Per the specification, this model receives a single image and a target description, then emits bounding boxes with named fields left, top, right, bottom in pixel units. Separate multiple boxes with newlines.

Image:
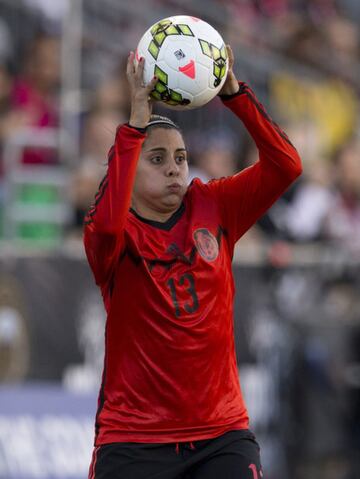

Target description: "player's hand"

left=218, top=45, right=239, bottom=96
left=127, top=51, right=158, bottom=129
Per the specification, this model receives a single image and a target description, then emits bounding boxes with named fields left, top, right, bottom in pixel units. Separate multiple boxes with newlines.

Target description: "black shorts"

left=88, top=429, right=263, bottom=479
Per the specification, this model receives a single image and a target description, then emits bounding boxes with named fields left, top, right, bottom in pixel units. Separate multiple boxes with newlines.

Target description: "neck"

left=131, top=200, right=181, bottom=223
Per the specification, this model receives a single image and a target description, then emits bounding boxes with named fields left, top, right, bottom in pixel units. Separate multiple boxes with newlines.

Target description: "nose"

left=166, top=158, right=180, bottom=177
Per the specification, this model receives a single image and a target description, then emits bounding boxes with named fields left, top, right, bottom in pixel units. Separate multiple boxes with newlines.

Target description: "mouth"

left=167, top=183, right=182, bottom=190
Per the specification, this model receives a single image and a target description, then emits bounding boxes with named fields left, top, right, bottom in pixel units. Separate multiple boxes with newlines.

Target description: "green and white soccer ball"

left=135, top=15, right=229, bottom=110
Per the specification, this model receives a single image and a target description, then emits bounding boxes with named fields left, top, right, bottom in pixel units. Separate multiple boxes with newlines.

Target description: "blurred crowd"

left=0, top=0, right=359, bottom=255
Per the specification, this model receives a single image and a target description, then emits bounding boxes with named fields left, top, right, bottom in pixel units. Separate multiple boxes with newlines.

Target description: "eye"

left=150, top=155, right=162, bottom=165
left=176, top=155, right=186, bottom=164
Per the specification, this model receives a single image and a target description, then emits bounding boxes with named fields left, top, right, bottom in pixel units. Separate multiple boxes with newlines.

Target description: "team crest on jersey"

left=193, top=228, right=219, bottom=262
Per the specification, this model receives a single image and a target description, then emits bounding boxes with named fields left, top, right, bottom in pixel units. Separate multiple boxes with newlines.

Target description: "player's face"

left=133, top=128, right=189, bottom=216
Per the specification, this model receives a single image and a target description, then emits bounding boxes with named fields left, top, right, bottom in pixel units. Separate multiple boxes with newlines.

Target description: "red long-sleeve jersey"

left=84, top=83, right=302, bottom=445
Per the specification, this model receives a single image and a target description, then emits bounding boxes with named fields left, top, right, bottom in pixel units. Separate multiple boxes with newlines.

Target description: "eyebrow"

left=147, top=147, right=187, bottom=152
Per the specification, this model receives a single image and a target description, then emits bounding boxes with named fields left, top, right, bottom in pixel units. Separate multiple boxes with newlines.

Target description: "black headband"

left=146, top=119, right=180, bottom=130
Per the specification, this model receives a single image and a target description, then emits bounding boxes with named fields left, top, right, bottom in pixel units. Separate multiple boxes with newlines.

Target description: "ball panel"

left=161, top=37, right=197, bottom=71
left=156, top=60, right=178, bottom=89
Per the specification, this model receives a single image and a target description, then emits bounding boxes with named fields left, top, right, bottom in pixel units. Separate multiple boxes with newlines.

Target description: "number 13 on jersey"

left=166, top=272, right=199, bottom=317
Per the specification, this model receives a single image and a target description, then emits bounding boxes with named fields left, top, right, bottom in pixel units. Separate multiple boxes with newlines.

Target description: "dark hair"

left=146, top=114, right=182, bottom=134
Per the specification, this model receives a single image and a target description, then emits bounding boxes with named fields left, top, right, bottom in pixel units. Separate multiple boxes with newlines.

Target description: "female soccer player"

left=85, top=46, right=302, bottom=479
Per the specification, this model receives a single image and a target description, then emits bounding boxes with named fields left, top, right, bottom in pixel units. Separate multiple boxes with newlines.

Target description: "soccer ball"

left=135, top=15, right=229, bottom=110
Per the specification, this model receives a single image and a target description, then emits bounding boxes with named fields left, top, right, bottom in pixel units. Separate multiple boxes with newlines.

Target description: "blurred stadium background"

left=0, top=0, right=359, bottom=478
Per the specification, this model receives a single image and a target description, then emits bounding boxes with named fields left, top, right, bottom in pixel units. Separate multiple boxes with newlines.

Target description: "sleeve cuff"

left=219, top=82, right=247, bottom=101
left=126, top=122, right=147, bottom=134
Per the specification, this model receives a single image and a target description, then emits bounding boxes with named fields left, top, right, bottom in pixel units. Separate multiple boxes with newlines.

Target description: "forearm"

left=84, top=124, right=146, bottom=234
left=221, top=82, right=302, bottom=181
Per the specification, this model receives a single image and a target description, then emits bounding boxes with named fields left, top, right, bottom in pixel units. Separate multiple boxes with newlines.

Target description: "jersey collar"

left=129, top=202, right=185, bottom=231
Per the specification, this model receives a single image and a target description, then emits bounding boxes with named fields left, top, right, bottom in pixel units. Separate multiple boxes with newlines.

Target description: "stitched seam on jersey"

left=84, top=143, right=114, bottom=224
left=84, top=177, right=109, bottom=224
left=107, top=147, right=115, bottom=163
left=243, top=87, right=294, bottom=148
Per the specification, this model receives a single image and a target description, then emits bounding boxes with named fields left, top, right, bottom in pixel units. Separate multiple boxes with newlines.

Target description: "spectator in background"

left=278, top=136, right=360, bottom=253
left=278, top=121, right=333, bottom=242
left=0, top=63, right=13, bottom=237
left=5, top=33, right=60, bottom=164
left=0, top=18, right=14, bottom=236
left=0, top=64, right=13, bottom=177
left=321, top=14, right=360, bottom=89
left=324, top=139, right=360, bottom=253
left=0, top=17, right=13, bottom=166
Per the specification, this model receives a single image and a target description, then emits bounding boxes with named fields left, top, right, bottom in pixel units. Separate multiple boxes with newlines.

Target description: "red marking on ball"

left=179, top=60, right=195, bottom=79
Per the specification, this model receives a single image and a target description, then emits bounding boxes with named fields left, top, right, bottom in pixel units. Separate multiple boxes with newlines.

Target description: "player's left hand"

left=218, top=45, right=239, bottom=96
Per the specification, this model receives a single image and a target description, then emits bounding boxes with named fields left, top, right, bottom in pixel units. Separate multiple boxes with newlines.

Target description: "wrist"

left=129, top=113, right=148, bottom=129
left=129, top=120, right=147, bottom=129
left=218, top=81, right=246, bottom=100
left=220, top=80, right=239, bottom=96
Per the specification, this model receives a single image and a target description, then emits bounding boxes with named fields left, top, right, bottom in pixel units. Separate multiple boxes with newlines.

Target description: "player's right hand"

left=127, top=51, right=158, bottom=129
